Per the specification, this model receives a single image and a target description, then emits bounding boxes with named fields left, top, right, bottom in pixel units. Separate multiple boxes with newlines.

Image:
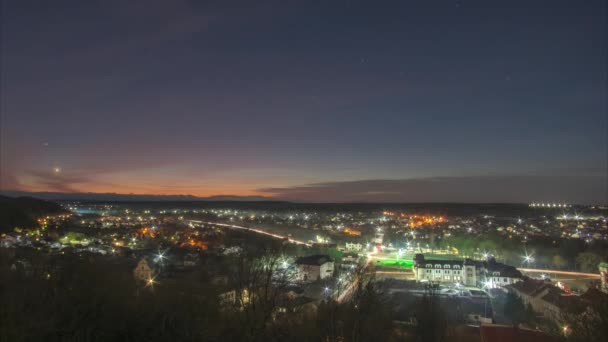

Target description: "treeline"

left=0, top=249, right=395, bottom=342
left=442, top=233, right=608, bottom=273
left=0, top=196, right=66, bottom=233
left=1, top=247, right=606, bottom=342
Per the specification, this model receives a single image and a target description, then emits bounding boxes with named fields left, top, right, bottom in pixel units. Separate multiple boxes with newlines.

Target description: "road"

left=337, top=259, right=369, bottom=302
left=517, top=268, right=599, bottom=278
left=189, top=220, right=312, bottom=247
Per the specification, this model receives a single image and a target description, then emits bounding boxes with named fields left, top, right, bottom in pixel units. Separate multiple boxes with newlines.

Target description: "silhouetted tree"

left=503, top=292, right=527, bottom=326
left=414, top=284, right=447, bottom=342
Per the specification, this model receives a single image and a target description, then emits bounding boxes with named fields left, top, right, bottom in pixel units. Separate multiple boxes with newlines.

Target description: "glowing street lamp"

left=155, top=249, right=168, bottom=264
left=146, top=276, right=157, bottom=288
left=523, top=253, right=535, bottom=265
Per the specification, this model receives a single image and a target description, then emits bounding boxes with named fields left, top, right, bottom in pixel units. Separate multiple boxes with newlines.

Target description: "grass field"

left=375, top=259, right=414, bottom=268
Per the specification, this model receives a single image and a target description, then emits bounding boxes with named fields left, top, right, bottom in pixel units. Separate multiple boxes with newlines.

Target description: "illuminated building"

left=133, top=258, right=154, bottom=283
left=414, top=254, right=522, bottom=288
left=296, top=255, right=334, bottom=282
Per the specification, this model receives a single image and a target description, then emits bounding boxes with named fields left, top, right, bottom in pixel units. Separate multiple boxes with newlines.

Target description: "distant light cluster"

left=529, top=203, right=571, bottom=208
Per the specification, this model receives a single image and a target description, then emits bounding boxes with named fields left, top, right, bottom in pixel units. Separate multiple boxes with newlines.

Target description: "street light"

left=155, top=250, right=166, bottom=263
left=146, top=276, right=157, bottom=288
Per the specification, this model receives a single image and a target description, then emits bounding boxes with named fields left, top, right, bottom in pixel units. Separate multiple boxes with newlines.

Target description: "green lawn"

left=375, top=259, right=414, bottom=268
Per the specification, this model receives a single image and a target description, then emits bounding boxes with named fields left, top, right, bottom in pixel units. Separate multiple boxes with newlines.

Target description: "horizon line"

left=0, top=189, right=599, bottom=206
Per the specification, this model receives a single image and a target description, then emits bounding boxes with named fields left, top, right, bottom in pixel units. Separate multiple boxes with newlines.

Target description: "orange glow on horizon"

left=14, top=181, right=266, bottom=198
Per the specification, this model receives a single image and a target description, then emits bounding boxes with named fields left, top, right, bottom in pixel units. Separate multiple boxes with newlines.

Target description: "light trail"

left=549, top=277, right=599, bottom=281
left=518, top=268, right=599, bottom=278
left=337, top=254, right=376, bottom=303
left=189, top=220, right=312, bottom=247
left=337, top=259, right=370, bottom=303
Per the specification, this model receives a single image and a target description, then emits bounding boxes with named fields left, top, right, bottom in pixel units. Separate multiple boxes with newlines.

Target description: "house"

left=219, top=289, right=250, bottom=310
left=133, top=258, right=154, bottom=283
left=275, top=296, right=318, bottom=316
left=343, top=242, right=364, bottom=252
left=296, top=254, right=334, bottom=282
left=507, top=278, right=585, bottom=323
left=273, top=285, right=318, bottom=316
left=484, top=258, right=523, bottom=288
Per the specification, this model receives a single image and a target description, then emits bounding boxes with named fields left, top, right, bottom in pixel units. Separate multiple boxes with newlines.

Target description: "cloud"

left=258, top=175, right=607, bottom=204
left=20, top=170, right=92, bottom=193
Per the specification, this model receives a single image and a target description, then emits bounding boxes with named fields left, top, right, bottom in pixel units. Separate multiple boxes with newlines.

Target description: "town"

left=1, top=197, right=607, bottom=340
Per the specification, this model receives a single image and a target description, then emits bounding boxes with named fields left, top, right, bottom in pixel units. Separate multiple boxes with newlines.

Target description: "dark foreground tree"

left=414, top=284, right=448, bottom=342
left=503, top=291, right=527, bottom=326
left=563, top=291, right=608, bottom=342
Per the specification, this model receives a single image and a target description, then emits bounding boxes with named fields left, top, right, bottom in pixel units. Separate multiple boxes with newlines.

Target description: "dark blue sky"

left=1, top=0, right=606, bottom=203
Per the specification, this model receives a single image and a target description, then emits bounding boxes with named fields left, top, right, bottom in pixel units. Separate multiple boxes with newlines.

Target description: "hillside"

left=0, top=196, right=66, bottom=233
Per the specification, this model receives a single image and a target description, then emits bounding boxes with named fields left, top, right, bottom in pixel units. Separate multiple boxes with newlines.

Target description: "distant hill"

left=0, top=196, right=67, bottom=233
left=0, top=191, right=271, bottom=202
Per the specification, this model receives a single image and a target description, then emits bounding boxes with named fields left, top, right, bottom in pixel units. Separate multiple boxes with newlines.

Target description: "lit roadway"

left=517, top=268, right=600, bottom=278
left=336, top=254, right=377, bottom=303
left=188, top=220, right=312, bottom=247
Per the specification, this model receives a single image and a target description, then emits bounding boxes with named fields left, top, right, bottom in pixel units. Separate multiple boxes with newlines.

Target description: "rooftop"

left=296, top=254, right=332, bottom=266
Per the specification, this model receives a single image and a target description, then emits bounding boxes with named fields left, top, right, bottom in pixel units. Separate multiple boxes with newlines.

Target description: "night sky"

left=1, top=0, right=606, bottom=203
